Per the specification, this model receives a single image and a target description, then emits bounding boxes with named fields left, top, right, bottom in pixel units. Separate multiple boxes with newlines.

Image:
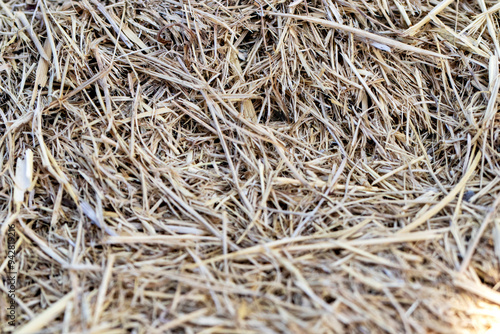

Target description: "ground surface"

left=1, top=0, right=500, bottom=333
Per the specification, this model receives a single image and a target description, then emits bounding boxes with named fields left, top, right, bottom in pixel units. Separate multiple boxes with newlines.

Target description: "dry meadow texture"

left=1, top=0, right=500, bottom=333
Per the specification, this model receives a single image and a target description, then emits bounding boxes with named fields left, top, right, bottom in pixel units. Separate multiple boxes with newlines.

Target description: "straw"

left=1, top=0, right=499, bottom=333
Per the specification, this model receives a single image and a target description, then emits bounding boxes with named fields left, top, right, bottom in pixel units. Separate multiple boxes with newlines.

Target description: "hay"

left=1, top=0, right=500, bottom=333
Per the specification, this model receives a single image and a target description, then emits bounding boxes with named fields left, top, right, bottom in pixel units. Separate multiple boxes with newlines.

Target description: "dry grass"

left=1, top=0, right=500, bottom=333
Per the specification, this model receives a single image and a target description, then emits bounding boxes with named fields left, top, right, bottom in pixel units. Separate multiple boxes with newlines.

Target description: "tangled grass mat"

left=1, top=0, right=500, bottom=333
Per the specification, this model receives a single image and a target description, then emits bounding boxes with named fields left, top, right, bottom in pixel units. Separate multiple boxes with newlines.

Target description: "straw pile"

left=1, top=0, right=500, bottom=333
